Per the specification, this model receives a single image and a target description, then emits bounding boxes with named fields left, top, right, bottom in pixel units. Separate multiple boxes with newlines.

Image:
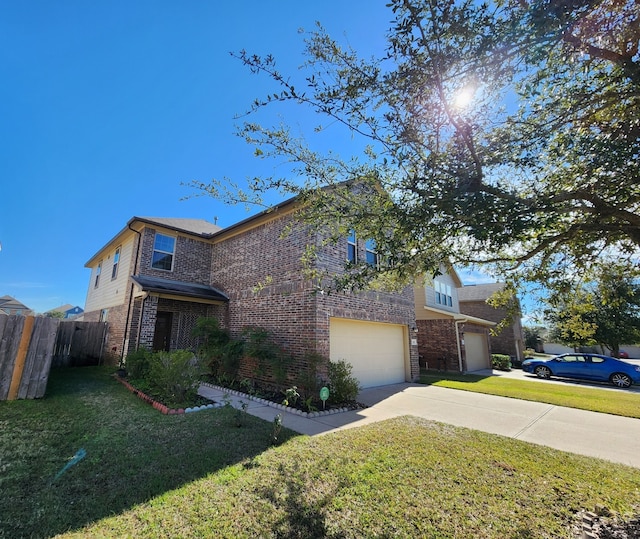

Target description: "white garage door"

left=330, top=318, right=407, bottom=388
left=464, top=332, right=490, bottom=372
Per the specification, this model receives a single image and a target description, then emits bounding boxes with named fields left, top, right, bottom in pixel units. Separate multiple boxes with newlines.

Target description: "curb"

left=114, top=375, right=219, bottom=415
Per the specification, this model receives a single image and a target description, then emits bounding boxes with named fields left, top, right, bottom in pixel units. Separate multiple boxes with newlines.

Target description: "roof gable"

left=135, top=217, right=222, bottom=236
left=458, top=283, right=505, bottom=302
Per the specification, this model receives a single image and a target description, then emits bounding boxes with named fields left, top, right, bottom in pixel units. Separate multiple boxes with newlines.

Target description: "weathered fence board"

left=52, top=321, right=108, bottom=367
left=0, top=315, right=108, bottom=400
left=0, top=315, right=24, bottom=399
left=18, top=316, right=58, bottom=399
left=0, top=315, right=59, bottom=400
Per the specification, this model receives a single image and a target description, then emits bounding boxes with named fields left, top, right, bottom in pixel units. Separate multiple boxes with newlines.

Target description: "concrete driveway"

left=200, top=380, right=640, bottom=468
left=478, top=361, right=640, bottom=393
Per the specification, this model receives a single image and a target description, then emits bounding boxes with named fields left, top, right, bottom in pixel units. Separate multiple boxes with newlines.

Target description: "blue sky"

left=0, top=1, right=493, bottom=314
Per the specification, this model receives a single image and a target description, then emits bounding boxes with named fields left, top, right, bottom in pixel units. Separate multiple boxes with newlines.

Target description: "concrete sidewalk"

left=198, top=382, right=640, bottom=469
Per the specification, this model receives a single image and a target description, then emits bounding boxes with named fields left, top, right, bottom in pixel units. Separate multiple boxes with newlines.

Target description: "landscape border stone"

left=199, top=381, right=352, bottom=418
left=114, top=375, right=220, bottom=415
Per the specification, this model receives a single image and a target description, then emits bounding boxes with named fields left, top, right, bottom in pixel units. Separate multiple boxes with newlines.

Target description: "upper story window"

left=434, top=280, right=453, bottom=307
left=94, top=261, right=102, bottom=288
left=365, top=239, right=379, bottom=268
left=152, top=233, right=176, bottom=271
left=347, top=230, right=357, bottom=263
left=111, top=247, right=121, bottom=279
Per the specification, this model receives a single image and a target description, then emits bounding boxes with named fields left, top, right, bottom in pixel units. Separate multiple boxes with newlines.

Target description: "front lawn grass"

left=1, top=367, right=639, bottom=538
left=420, top=370, right=640, bottom=418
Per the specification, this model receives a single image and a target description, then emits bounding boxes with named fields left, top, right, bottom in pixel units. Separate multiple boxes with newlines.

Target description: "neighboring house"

left=458, top=283, right=525, bottom=363
left=413, top=268, right=495, bottom=372
left=0, top=295, right=33, bottom=316
left=47, top=304, right=84, bottom=319
left=83, top=204, right=420, bottom=389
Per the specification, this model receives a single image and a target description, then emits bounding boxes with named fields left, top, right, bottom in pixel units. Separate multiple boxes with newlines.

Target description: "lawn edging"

left=199, top=381, right=354, bottom=418
left=115, top=375, right=220, bottom=415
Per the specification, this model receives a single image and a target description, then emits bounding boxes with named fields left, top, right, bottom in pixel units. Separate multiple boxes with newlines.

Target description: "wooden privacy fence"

left=0, top=315, right=108, bottom=401
left=52, top=320, right=108, bottom=368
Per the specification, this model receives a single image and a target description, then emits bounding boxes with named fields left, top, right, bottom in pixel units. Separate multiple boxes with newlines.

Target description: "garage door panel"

left=330, top=318, right=406, bottom=388
left=465, top=333, right=489, bottom=372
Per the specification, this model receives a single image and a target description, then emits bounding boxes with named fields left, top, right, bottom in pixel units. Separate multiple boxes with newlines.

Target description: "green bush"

left=491, top=354, right=512, bottom=371
left=243, top=327, right=292, bottom=385
left=327, top=359, right=361, bottom=404
left=294, top=351, right=324, bottom=402
left=192, top=317, right=234, bottom=377
left=123, top=348, right=151, bottom=380
left=147, top=350, right=204, bottom=406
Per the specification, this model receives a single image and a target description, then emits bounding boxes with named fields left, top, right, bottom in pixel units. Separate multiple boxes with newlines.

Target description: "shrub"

left=124, top=348, right=151, bottom=380
left=327, top=359, right=361, bottom=404
left=192, top=317, right=233, bottom=377
left=492, top=354, right=512, bottom=371
left=243, top=327, right=292, bottom=385
left=220, top=339, right=244, bottom=378
left=294, top=351, right=325, bottom=402
left=147, top=350, right=204, bottom=405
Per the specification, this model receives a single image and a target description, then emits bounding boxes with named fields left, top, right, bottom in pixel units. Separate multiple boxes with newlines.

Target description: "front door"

left=153, top=312, right=173, bottom=352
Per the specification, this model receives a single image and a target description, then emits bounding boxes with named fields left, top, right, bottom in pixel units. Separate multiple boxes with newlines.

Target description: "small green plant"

left=123, top=348, right=151, bottom=379
left=304, top=396, right=317, bottom=413
left=222, top=392, right=233, bottom=408
left=327, top=359, right=361, bottom=404
left=491, top=354, right=512, bottom=371
left=239, top=378, right=255, bottom=395
left=234, top=400, right=249, bottom=427
left=146, top=350, right=204, bottom=406
left=282, top=386, right=300, bottom=407
left=216, top=372, right=233, bottom=388
left=270, top=414, right=283, bottom=445
left=294, top=351, right=324, bottom=404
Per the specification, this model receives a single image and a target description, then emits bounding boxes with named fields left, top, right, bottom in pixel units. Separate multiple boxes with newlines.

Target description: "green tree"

left=190, top=0, right=639, bottom=294
left=546, top=265, right=640, bottom=355
left=546, top=291, right=599, bottom=351
left=591, top=266, right=640, bottom=356
left=523, top=326, right=545, bottom=352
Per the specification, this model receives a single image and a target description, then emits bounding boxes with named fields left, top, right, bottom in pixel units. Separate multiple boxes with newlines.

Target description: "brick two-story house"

left=83, top=199, right=420, bottom=388
left=458, top=283, right=525, bottom=364
left=413, top=268, right=495, bottom=372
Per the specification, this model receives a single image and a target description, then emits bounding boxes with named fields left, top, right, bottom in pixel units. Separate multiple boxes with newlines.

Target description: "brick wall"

left=211, top=212, right=419, bottom=387
left=459, top=300, right=524, bottom=358
left=139, top=228, right=213, bottom=285
left=417, top=319, right=460, bottom=371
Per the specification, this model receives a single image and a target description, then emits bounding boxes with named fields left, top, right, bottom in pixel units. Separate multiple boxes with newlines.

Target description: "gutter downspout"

left=455, top=319, right=466, bottom=372
left=121, top=223, right=142, bottom=363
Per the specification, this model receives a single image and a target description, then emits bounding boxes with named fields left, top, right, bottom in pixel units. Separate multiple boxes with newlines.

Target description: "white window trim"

left=347, top=230, right=358, bottom=263
left=151, top=233, right=176, bottom=271
left=111, top=246, right=121, bottom=280
left=95, top=261, right=102, bottom=288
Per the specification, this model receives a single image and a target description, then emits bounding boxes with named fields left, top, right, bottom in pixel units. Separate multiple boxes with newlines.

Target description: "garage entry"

left=329, top=318, right=407, bottom=388
left=464, top=332, right=490, bottom=372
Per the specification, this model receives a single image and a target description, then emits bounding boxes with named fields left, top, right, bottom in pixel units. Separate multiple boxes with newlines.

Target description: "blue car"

left=522, top=353, right=640, bottom=388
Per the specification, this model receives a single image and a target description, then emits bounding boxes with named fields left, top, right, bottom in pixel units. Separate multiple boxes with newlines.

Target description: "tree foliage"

left=546, top=265, right=640, bottom=355
left=190, top=0, right=640, bottom=293
left=523, top=326, right=545, bottom=351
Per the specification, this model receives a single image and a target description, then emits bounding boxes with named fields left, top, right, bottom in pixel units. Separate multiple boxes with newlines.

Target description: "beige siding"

left=414, top=268, right=460, bottom=320
left=84, top=239, right=135, bottom=312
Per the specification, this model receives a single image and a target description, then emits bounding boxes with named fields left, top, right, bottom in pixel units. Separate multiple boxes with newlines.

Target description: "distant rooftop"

left=458, top=283, right=505, bottom=302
